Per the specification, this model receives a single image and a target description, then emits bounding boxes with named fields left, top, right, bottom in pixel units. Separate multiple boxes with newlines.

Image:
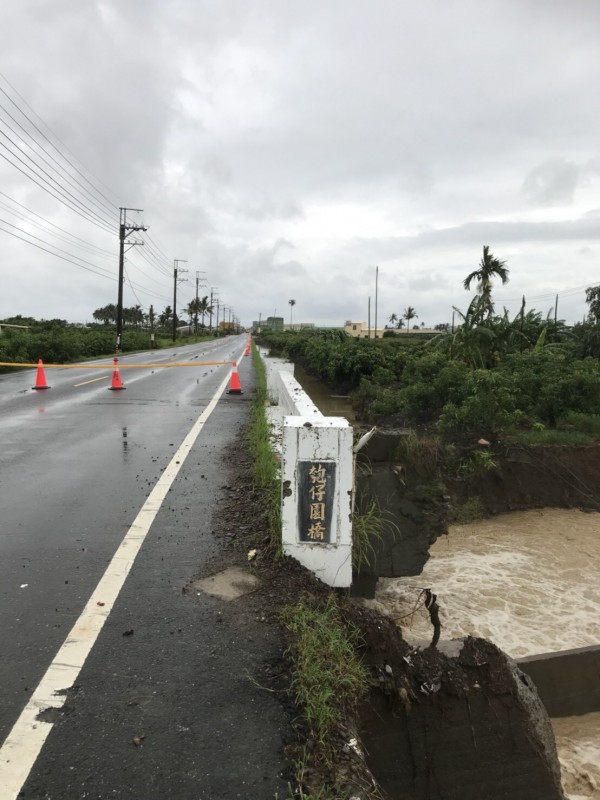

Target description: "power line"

left=0, top=128, right=115, bottom=232
left=0, top=194, right=115, bottom=260
left=135, top=242, right=173, bottom=278
left=0, top=217, right=164, bottom=301
left=0, top=219, right=116, bottom=280
left=125, top=254, right=172, bottom=291
left=497, top=281, right=599, bottom=305
left=0, top=145, right=114, bottom=235
left=0, top=189, right=115, bottom=255
left=145, top=232, right=172, bottom=264
left=0, top=103, right=117, bottom=222
left=0, top=72, right=121, bottom=209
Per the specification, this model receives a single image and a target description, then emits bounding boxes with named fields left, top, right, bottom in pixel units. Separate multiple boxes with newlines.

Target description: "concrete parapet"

left=272, top=369, right=324, bottom=418
left=281, top=416, right=353, bottom=587
left=258, top=349, right=354, bottom=587
left=518, top=644, right=600, bottom=717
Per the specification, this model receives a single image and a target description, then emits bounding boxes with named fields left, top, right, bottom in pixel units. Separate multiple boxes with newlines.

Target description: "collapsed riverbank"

left=207, top=441, right=570, bottom=799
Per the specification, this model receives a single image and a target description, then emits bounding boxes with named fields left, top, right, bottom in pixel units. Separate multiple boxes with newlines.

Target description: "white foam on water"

left=369, top=508, right=600, bottom=799
left=553, top=713, right=600, bottom=799
left=373, top=508, right=600, bottom=658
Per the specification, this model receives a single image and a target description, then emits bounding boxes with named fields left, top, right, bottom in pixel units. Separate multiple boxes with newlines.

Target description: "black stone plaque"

left=297, top=461, right=336, bottom=544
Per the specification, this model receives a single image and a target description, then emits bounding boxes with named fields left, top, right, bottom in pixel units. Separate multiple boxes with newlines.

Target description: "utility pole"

left=374, top=265, right=379, bottom=339
left=195, top=270, right=206, bottom=333
left=210, top=287, right=218, bottom=334
left=117, top=207, right=147, bottom=352
left=149, top=304, right=155, bottom=348
left=173, top=259, right=188, bottom=343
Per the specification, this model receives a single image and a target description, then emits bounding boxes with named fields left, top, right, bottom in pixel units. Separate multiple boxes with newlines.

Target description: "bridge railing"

left=259, top=350, right=353, bottom=588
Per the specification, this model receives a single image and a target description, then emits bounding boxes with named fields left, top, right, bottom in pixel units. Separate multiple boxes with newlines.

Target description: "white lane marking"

left=0, top=368, right=235, bottom=799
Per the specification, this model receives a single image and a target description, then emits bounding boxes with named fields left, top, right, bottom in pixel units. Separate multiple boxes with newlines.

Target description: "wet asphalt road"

left=0, top=336, right=291, bottom=799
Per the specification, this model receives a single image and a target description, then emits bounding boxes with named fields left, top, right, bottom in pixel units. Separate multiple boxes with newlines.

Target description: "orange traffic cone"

left=227, top=361, right=243, bottom=394
left=108, top=357, right=126, bottom=391
left=244, top=337, right=251, bottom=356
left=32, top=359, right=50, bottom=390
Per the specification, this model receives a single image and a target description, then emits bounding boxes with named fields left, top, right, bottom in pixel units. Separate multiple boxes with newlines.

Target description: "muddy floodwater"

left=371, top=508, right=600, bottom=799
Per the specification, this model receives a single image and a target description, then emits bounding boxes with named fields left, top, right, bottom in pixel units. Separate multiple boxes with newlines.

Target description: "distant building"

left=344, top=320, right=435, bottom=338
left=283, top=322, right=315, bottom=331
left=264, top=316, right=284, bottom=331
left=344, top=320, right=387, bottom=339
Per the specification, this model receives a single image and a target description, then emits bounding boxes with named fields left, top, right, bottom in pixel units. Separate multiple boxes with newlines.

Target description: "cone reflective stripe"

left=32, top=359, right=49, bottom=390
left=227, top=361, right=243, bottom=394
left=108, top=357, right=126, bottom=391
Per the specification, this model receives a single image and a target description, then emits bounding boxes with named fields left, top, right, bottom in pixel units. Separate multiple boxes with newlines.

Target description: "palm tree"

left=403, top=306, right=418, bottom=332
left=159, top=305, right=173, bottom=330
left=463, top=245, right=510, bottom=318
left=187, top=298, right=201, bottom=332
left=92, top=304, right=117, bottom=326
left=198, top=296, right=212, bottom=328
left=388, top=313, right=398, bottom=327
left=396, top=318, right=405, bottom=331
left=289, top=299, right=296, bottom=329
left=132, top=304, right=144, bottom=329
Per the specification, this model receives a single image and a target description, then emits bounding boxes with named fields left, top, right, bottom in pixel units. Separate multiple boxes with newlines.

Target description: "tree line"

left=92, top=296, right=214, bottom=332
left=259, top=246, right=600, bottom=444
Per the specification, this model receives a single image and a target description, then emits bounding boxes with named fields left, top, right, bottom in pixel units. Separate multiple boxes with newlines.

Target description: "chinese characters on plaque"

left=298, top=461, right=336, bottom=544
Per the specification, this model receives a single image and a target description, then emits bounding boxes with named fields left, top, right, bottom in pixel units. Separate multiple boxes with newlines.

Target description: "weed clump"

left=281, top=595, right=368, bottom=747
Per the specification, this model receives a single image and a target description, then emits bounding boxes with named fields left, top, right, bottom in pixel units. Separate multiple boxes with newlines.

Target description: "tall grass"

left=281, top=595, right=368, bottom=748
left=248, top=344, right=281, bottom=550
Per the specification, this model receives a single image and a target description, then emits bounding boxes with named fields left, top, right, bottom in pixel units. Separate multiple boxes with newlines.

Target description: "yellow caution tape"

left=0, top=361, right=232, bottom=369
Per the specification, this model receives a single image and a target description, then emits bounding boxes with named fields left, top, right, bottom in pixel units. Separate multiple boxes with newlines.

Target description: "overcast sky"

left=1, top=0, right=599, bottom=328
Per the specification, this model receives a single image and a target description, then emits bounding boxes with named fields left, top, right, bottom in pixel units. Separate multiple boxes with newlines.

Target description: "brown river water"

left=370, top=508, right=600, bottom=799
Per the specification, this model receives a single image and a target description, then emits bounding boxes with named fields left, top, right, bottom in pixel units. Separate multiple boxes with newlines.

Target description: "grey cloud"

left=523, top=159, right=580, bottom=205
left=406, top=273, right=452, bottom=292
left=3, top=0, right=600, bottom=327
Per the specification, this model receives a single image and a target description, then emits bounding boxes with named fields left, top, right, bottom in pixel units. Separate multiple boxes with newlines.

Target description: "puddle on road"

left=192, top=567, right=259, bottom=601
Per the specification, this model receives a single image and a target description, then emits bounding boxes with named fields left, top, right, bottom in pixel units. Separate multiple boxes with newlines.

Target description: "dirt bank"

left=204, top=439, right=567, bottom=799
left=448, top=442, right=600, bottom=514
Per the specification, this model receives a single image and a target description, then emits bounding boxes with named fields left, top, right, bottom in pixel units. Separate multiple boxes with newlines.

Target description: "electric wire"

left=0, top=103, right=117, bottom=223
left=0, top=219, right=117, bottom=280
left=0, top=129, right=115, bottom=232
left=0, top=146, right=114, bottom=235
left=0, top=72, right=121, bottom=209
left=135, top=243, right=173, bottom=278
left=0, top=219, right=170, bottom=301
left=125, top=254, right=172, bottom=291
left=0, top=76, right=192, bottom=313
left=0, top=189, right=116, bottom=256
left=139, top=234, right=173, bottom=274
left=0, top=196, right=115, bottom=261
left=496, top=281, right=600, bottom=306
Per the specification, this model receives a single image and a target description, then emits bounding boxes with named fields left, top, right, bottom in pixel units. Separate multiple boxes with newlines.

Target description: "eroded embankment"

left=447, top=442, right=600, bottom=514
left=354, top=613, right=566, bottom=800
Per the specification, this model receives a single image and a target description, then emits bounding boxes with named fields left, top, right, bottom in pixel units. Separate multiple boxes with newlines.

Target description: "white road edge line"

left=0, top=360, right=240, bottom=799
